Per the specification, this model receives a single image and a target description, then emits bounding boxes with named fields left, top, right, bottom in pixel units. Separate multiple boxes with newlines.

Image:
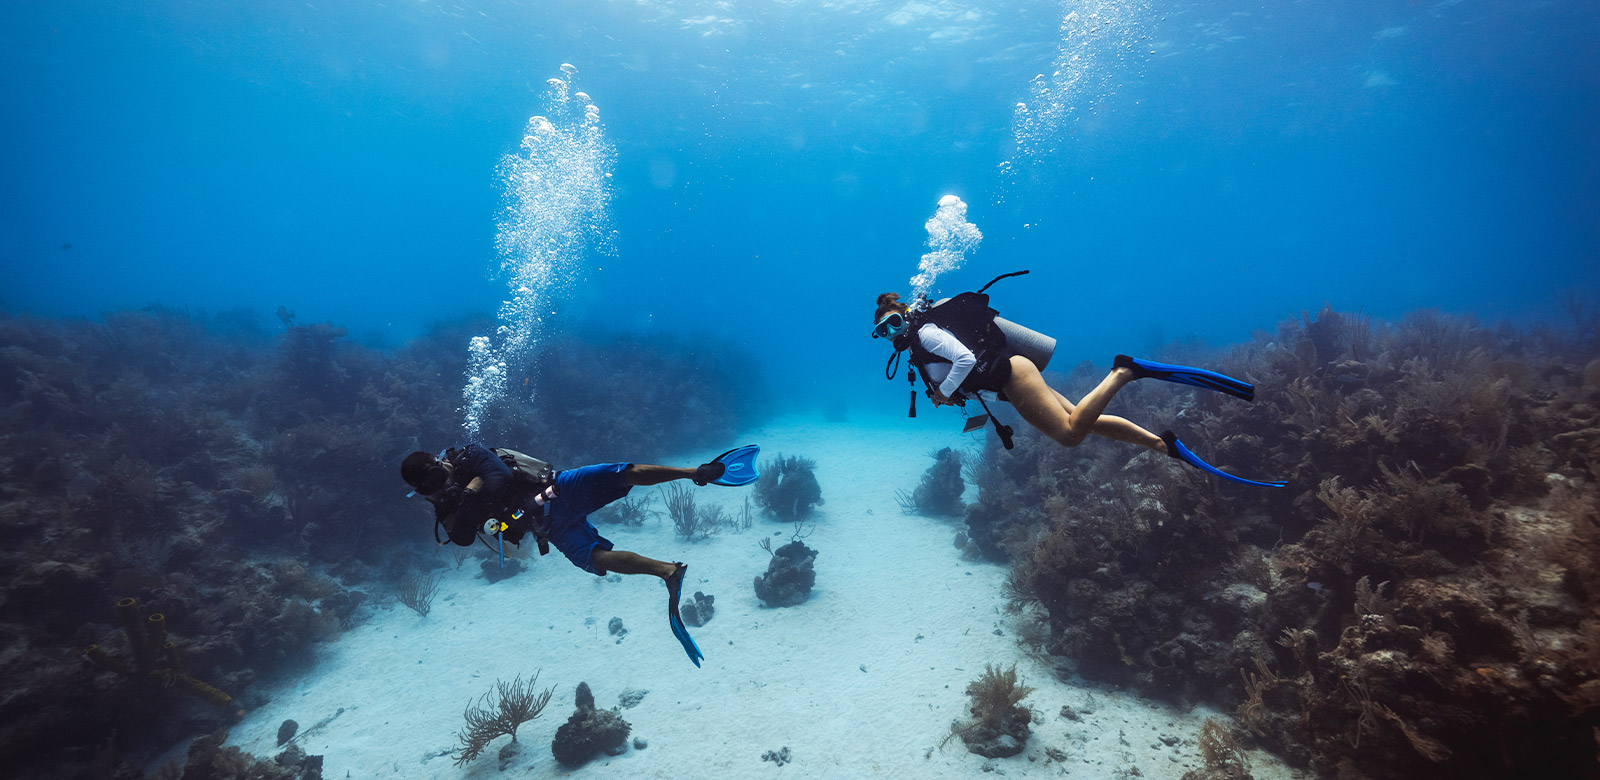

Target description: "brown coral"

left=971, top=306, right=1600, bottom=779
left=453, top=673, right=555, bottom=766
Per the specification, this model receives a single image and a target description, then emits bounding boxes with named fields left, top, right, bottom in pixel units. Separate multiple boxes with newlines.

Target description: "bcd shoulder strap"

left=921, top=292, right=1006, bottom=355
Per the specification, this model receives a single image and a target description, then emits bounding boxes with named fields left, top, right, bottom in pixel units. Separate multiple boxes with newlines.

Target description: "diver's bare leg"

left=590, top=548, right=677, bottom=579
left=1048, top=389, right=1166, bottom=452
left=623, top=464, right=697, bottom=486
left=1004, top=356, right=1137, bottom=447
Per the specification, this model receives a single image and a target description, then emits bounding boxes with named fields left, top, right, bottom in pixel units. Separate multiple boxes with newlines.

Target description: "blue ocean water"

left=3, top=0, right=1597, bottom=408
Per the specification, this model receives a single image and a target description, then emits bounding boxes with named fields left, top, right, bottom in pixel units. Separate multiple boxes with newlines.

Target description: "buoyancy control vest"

left=885, top=271, right=1035, bottom=448
left=488, top=448, right=556, bottom=551
left=894, top=270, right=1035, bottom=397
left=432, top=446, right=557, bottom=551
left=897, top=291, right=1012, bottom=396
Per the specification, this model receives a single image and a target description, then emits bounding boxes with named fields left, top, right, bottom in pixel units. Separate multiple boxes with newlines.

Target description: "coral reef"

left=952, top=663, right=1034, bottom=758
left=551, top=682, right=631, bottom=767
left=147, top=728, right=323, bottom=780
left=452, top=673, right=554, bottom=766
left=753, top=454, right=823, bottom=522
left=753, top=540, right=818, bottom=607
left=500, top=331, right=768, bottom=466
left=680, top=590, right=715, bottom=627
left=0, top=308, right=767, bottom=779
left=276, top=719, right=298, bottom=746
left=84, top=597, right=234, bottom=708
left=663, top=482, right=731, bottom=541
left=1181, top=719, right=1253, bottom=780
left=396, top=570, right=441, bottom=617
left=898, top=447, right=966, bottom=517
left=973, top=306, right=1600, bottom=779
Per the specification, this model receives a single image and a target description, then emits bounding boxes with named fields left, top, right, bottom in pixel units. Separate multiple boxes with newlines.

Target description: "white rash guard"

left=916, top=323, right=976, bottom=397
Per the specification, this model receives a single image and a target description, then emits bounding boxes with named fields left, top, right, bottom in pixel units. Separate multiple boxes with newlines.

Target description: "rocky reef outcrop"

left=551, top=682, right=631, bottom=767
left=754, top=541, right=818, bottom=607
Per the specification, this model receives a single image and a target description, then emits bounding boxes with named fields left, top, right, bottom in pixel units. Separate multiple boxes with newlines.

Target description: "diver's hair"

left=874, top=292, right=908, bottom=322
left=400, top=451, right=437, bottom=488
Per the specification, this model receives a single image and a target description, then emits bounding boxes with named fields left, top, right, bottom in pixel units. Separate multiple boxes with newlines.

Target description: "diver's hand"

left=433, top=484, right=464, bottom=509
left=928, top=388, right=958, bottom=407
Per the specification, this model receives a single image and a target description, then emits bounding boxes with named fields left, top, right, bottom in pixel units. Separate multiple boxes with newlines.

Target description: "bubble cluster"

left=909, top=195, right=982, bottom=303
left=461, top=66, right=615, bottom=440
left=1003, top=0, right=1148, bottom=172
left=461, top=336, right=503, bottom=439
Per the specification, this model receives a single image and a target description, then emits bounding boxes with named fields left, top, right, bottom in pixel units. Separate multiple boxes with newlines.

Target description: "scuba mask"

left=417, top=465, right=450, bottom=496
left=871, top=311, right=907, bottom=340
left=405, top=450, right=451, bottom=498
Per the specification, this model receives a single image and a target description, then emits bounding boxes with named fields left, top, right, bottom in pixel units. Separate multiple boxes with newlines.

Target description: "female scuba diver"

left=871, top=283, right=1284, bottom=488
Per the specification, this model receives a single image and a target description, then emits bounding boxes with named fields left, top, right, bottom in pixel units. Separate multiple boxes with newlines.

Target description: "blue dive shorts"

left=544, top=462, right=632, bottom=575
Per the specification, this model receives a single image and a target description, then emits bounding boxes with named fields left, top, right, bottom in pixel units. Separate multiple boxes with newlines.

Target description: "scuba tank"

left=926, top=304, right=1056, bottom=373
left=929, top=269, right=1056, bottom=371
left=888, top=270, right=1056, bottom=449
left=992, top=314, right=1055, bottom=371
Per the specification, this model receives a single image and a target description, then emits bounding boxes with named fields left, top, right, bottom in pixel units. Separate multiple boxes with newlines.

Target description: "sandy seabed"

left=224, top=414, right=1296, bottom=779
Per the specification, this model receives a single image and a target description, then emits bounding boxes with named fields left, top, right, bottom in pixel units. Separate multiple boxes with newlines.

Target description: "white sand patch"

left=225, top=414, right=1294, bottom=779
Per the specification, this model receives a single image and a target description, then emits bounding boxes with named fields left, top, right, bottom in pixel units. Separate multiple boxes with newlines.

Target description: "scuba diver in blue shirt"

left=401, top=443, right=761, bottom=666
left=871, top=273, right=1284, bottom=487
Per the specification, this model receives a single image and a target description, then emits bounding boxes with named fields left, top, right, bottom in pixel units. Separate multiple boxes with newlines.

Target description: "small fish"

left=1306, top=582, right=1325, bottom=591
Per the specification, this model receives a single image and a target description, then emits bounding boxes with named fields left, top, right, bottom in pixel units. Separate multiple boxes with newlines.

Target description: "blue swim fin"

left=1116, top=355, right=1254, bottom=402
left=666, top=563, right=704, bottom=667
left=1162, top=431, right=1287, bottom=488
left=670, top=613, right=703, bottom=667
left=697, top=444, right=760, bottom=487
